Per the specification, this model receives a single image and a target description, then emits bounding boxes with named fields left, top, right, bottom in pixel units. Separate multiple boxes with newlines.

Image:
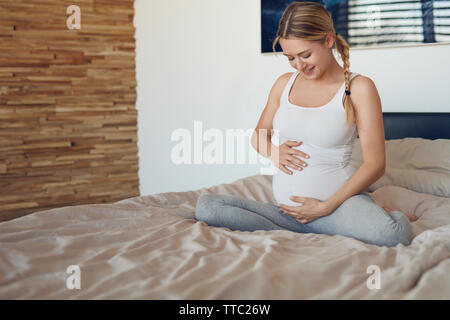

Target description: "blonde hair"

left=272, top=1, right=355, bottom=129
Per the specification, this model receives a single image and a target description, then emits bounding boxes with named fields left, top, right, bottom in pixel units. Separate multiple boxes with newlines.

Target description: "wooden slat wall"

left=0, top=0, right=139, bottom=222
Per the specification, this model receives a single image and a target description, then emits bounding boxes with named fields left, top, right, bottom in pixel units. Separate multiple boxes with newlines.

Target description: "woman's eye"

left=288, top=54, right=311, bottom=61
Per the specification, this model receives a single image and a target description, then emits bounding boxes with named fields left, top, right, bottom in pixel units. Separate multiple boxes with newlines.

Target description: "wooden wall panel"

left=0, top=0, right=139, bottom=221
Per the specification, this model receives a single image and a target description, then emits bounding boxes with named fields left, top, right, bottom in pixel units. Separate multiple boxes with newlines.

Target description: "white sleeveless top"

left=271, top=70, right=360, bottom=206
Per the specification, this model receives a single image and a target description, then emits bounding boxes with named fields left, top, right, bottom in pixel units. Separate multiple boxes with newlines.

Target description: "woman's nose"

left=295, top=59, right=306, bottom=70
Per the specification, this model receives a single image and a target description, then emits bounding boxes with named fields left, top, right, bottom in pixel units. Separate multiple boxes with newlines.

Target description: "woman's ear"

left=328, top=33, right=335, bottom=49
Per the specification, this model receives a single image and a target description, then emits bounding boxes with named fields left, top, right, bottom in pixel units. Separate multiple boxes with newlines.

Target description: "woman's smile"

left=303, top=66, right=315, bottom=74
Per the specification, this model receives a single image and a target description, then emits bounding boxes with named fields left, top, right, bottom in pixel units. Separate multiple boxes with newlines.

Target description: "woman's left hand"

left=279, top=196, right=332, bottom=224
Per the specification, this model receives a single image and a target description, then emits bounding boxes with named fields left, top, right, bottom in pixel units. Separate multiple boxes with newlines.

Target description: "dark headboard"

left=357, top=112, right=450, bottom=140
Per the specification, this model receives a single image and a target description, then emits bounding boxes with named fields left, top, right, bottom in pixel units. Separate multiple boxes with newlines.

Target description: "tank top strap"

left=342, top=72, right=360, bottom=97
left=281, top=71, right=300, bottom=104
left=349, top=72, right=360, bottom=81
left=336, top=72, right=360, bottom=114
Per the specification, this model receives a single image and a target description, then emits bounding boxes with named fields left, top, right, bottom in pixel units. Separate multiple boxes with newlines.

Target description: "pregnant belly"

left=272, top=164, right=355, bottom=206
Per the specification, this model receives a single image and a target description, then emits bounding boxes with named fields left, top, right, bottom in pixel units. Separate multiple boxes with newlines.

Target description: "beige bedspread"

left=0, top=174, right=449, bottom=299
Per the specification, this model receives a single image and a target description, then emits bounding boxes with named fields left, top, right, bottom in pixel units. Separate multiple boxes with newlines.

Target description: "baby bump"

left=272, top=165, right=351, bottom=206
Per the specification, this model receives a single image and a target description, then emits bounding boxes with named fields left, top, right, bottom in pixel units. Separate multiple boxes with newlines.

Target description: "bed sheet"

left=0, top=174, right=449, bottom=299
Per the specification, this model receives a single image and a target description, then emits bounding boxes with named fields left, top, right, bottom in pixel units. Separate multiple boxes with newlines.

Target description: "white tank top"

left=271, top=70, right=360, bottom=206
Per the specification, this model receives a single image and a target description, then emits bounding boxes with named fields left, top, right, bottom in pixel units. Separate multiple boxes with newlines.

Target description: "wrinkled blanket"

left=1, top=174, right=449, bottom=299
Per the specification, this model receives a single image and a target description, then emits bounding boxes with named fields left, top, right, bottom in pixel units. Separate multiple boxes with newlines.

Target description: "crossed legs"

left=194, top=192, right=413, bottom=247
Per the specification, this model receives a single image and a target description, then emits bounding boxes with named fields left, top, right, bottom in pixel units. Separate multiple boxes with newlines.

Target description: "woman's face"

left=279, top=35, right=334, bottom=79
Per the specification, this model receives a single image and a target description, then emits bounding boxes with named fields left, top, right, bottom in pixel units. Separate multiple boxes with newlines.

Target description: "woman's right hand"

left=270, top=140, right=310, bottom=175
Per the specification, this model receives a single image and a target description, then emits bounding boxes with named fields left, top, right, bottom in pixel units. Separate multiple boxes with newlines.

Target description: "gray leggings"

left=194, top=192, right=412, bottom=247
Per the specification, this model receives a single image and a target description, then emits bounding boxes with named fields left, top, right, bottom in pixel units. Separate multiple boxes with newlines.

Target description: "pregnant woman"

left=195, top=2, right=417, bottom=247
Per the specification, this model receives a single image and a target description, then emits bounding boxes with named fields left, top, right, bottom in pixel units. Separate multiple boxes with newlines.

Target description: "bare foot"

left=382, top=206, right=419, bottom=222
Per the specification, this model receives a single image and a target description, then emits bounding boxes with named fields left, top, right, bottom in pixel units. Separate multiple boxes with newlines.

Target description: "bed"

left=0, top=112, right=449, bottom=299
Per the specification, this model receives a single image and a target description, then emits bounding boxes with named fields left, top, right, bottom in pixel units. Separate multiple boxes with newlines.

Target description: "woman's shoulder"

left=349, top=73, right=376, bottom=92
left=270, top=72, right=295, bottom=98
left=348, top=74, right=381, bottom=113
left=278, top=71, right=296, bottom=82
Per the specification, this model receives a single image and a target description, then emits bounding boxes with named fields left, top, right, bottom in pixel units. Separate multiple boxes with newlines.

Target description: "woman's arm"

left=251, top=72, right=291, bottom=158
left=324, top=76, right=386, bottom=213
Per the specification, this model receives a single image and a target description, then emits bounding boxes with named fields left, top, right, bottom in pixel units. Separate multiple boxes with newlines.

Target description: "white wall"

left=134, top=0, right=450, bottom=196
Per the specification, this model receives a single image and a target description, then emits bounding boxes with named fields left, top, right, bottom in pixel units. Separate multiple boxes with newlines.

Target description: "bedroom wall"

left=141, top=0, right=450, bottom=196
left=0, top=0, right=139, bottom=221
